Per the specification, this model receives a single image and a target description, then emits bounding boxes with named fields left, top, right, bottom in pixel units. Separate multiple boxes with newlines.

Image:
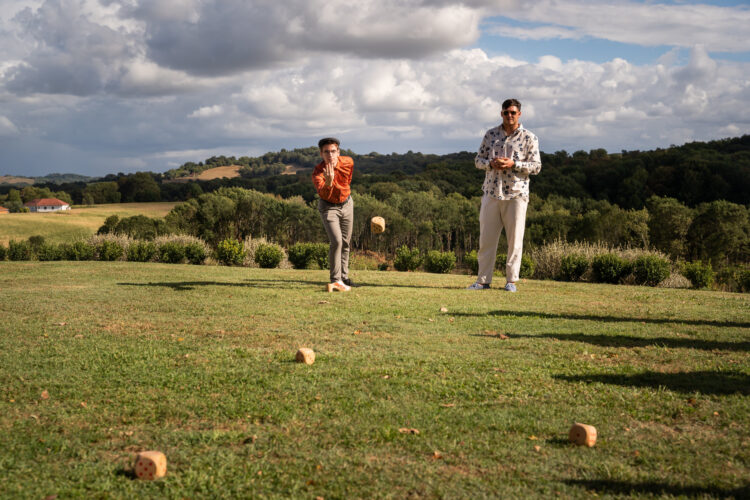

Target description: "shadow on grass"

left=118, top=277, right=456, bottom=291
left=114, top=468, right=136, bottom=480
left=555, top=370, right=750, bottom=396
left=506, top=332, right=750, bottom=352
left=564, top=479, right=749, bottom=499
left=453, top=308, right=750, bottom=328
left=119, top=280, right=262, bottom=291
left=243, top=277, right=456, bottom=290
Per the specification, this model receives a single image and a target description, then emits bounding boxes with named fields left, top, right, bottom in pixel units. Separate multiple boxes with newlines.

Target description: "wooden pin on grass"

left=568, top=423, right=597, bottom=447
left=296, top=348, right=315, bottom=365
left=134, top=451, right=167, bottom=480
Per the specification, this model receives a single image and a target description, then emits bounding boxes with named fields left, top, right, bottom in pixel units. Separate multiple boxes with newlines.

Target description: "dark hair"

left=502, top=99, right=521, bottom=111
left=318, top=137, right=340, bottom=150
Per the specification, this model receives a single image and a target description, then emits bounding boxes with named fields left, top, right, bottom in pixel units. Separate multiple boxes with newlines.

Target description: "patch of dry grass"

left=0, top=202, right=177, bottom=245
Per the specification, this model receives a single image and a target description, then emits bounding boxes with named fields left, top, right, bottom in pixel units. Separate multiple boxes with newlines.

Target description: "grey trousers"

left=318, top=197, right=353, bottom=283
left=476, top=196, right=528, bottom=284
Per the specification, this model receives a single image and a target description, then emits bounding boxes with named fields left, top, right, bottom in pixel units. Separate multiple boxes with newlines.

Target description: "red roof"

left=24, top=198, right=69, bottom=207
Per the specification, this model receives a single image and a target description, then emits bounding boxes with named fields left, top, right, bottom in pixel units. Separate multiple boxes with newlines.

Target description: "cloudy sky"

left=1, top=0, right=748, bottom=177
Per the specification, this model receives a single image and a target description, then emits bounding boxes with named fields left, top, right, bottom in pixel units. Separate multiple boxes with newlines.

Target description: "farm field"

left=0, top=262, right=748, bottom=498
left=0, top=202, right=177, bottom=245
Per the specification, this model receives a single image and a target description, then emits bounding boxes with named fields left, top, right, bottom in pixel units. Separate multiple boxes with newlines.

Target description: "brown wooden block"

left=568, top=423, right=597, bottom=447
left=134, top=451, right=167, bottom=480
left=296, top=348, right=315, bottom=365
left=370, top=216, right=386, bottom=234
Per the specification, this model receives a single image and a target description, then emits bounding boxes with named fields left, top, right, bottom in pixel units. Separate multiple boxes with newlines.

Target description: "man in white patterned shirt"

left=467, top=98, right=542, bottom=292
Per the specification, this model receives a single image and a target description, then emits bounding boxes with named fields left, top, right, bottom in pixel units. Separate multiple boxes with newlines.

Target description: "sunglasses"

left=502, top=110, right=518, bottom=116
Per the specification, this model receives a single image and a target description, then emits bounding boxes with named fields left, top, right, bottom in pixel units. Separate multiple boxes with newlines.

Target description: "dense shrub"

left=394, top=245, right=423, bottom=272
left=682, top=261, right=714, bottom=289
left=632, top=255, right=671, bottom=286
left=127, top=241, right=158, bottom=262
left=496, top=253, right=536, bottom=279
left=254, top=243, right=284, bottom=268
left=101, top=214, right=171, bottom=240
left=591, top=253, right=629, bottom=284
left=310, top=243, right=328, bottom=269
left=424, top=250, right=456, bottom=274
left=288, top=242, right=321, bottom=269
left=28, top=235, right=46, bottom=249
left=349, top=250, right=384, bottom=271
left=185, top=242, right=207, bottom=265
left=156, top=235, right=210, bottom=265
left=98, top=215, right=120, bottom=235
left=159, top=242, right=186, bottom=264
left=8, top=240, right=32, bottom=261
left=740, top=268, right=750, bottom=293
left=60, top=241, right=95, bottom=261
left=558, top=253, right=589, bottom=281
left=97, top=240, right=124, bottom=261
left=0, top=244, right=6, bottom=261
left=464, top=250, right=479, bottom=275
left=36, top=242, right=64, bottom=261
left=530, top=239, right=611, bottom=280
left=216, top=238, right=246, bottom=266
left=715, top=265, right=750, bottom=293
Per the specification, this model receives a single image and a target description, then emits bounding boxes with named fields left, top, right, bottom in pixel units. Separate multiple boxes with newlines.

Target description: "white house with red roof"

left=23, top=198, right=71, bottom=212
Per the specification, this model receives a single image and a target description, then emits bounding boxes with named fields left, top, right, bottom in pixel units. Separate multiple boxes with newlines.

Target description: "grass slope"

left=0, top=202, right=177, bottom=245
left=0, top=263, right=748, bottom=499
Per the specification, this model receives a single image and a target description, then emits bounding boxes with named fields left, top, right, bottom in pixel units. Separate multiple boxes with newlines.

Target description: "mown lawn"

left=0, top=202, right=177, bottom=245
left=0, top=262, right=748, bottom=499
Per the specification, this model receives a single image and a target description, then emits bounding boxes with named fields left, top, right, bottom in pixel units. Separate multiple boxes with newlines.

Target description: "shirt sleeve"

left=513, top=133, right=542, bottom=176
left=474, top=130, right=493, bottom=171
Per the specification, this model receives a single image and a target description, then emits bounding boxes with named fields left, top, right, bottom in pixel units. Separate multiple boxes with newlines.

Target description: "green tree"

left=83, top=182, right=121, bottom=204
left=118, top=172, right=161, bottom=202
left=645, top=196, right=693, bottom=260
left=686, top=200, right=750, bottom=265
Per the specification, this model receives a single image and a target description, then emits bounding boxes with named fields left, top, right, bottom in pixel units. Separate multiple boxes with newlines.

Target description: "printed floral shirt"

left=475, top=124, right=542, bottom=201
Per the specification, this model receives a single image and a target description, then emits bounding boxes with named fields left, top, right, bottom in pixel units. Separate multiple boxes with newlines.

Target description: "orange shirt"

left=312, top=156, right=354, bottom=204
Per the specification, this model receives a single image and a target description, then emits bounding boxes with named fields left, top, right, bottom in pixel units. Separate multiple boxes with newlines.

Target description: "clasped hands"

left=490, top=157, right=514, bottom=170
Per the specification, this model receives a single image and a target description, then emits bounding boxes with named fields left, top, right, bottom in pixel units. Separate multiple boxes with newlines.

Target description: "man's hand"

left=323, top=162, right=335, bottom=187
left=490, top=157, right=514, bottom=170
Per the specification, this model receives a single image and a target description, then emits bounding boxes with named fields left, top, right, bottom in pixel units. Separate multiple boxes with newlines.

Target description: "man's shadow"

left=454, top=308, right=750, bottom=329
left=118, top=276, right=459, bottom=291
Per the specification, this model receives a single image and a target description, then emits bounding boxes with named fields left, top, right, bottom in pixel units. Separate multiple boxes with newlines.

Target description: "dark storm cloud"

left=5, top=1, right=135, bottom=95
left=121, top=0, right=479, bottom=76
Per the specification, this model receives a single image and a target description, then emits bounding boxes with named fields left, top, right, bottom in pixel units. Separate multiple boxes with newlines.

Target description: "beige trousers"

left=318, top=196, right=353, bottom=283
left=476, top=196, right=528, bottom=284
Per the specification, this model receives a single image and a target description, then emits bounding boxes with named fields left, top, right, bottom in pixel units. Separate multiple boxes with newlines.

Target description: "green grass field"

left=0, top=202, right=177, bottom=245
left=0, top=262, right=748, bottom=499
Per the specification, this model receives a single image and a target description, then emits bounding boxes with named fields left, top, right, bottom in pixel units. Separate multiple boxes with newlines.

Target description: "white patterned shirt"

left=475, top=124, right=542, bottom=201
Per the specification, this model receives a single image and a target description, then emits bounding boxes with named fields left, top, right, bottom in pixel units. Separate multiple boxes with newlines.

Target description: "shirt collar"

left=502, top=124, right=524, bottom=138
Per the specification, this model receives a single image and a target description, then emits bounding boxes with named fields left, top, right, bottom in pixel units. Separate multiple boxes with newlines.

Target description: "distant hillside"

left=0, top=173, right=94, bottom=186
left=164, top=165, right=242, bottom=183
left=41, top=173, right=94, bottom=184
left=0, top=175, right=35, bottom=186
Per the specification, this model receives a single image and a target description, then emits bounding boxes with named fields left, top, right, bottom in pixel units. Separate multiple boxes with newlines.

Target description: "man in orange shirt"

left=312, top=137, right=355, bottom=291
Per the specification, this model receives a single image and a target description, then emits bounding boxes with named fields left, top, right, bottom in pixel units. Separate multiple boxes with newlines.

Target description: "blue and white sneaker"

left=467, top=282, right=490, bottom=290
left=504, top=282, right=517, bottom=292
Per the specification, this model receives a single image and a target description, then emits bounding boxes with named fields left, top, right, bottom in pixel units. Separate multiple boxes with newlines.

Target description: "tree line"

left=2, top=136, right=748, bottom=269
left=3, top=135, right=748, bottom=210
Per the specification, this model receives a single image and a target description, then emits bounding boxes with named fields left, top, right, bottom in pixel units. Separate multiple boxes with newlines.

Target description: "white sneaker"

left=467, top=282, right=490, bottom=290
